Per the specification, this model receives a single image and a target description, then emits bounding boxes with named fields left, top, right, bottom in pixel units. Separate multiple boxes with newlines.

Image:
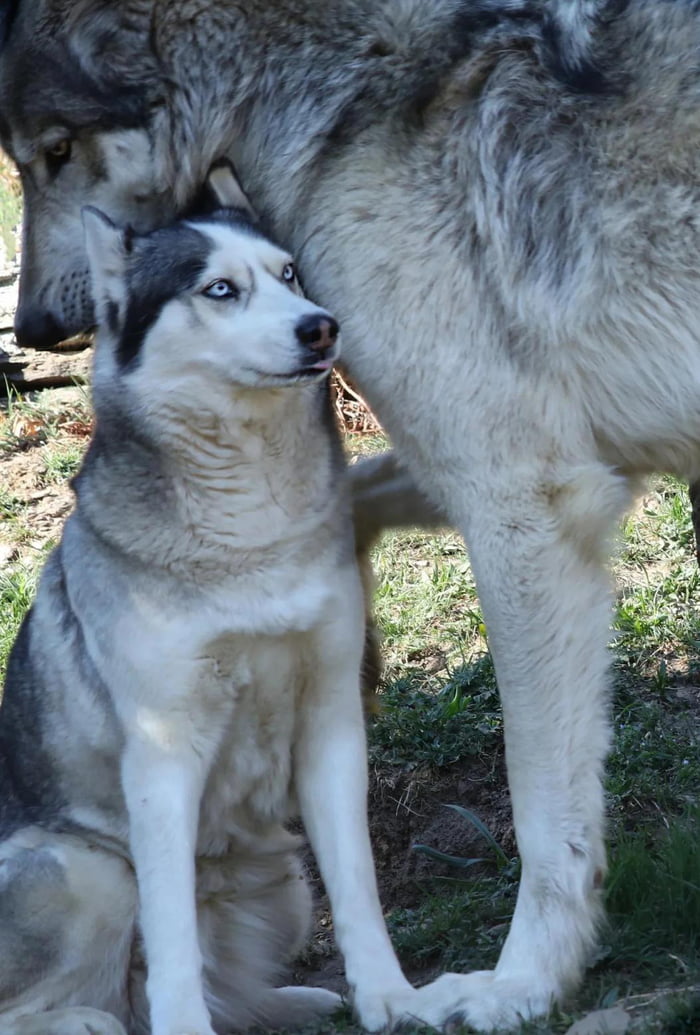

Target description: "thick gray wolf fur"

left=1, top=0, right=700, bottom=1029
left=0, top=167, right=457, bottom=1035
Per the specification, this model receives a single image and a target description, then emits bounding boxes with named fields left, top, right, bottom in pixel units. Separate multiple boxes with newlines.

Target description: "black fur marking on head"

left=188, top=207, right=268, bottom=240
left=118, top=225, right=212, bottom=369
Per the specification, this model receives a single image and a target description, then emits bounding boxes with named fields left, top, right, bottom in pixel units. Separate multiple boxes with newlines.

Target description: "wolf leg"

left=408, top=458, right=633, bottom=1030
left=0, top=827, right=136, bottom=1035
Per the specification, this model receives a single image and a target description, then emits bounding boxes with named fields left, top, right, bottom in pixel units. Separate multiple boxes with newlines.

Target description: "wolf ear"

left=205, top=160, right=257, bottom=221
left=82, top=206, right=129, bottom=332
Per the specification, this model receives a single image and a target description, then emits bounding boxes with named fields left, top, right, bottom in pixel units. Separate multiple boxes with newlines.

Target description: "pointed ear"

left=82, top=206, right=129, bottom=331
left=205, top=159, right=257, bottom=221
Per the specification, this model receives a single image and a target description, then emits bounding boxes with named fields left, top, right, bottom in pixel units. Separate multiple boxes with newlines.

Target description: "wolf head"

left=83, top=164, right=339, bottom=420
left=0, top=0, right=628, bottom=349
left=0, top=0, right=173, bottom=346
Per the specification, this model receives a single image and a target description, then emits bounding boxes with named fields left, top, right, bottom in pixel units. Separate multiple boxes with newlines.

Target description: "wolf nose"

left=295, top=313, right=339, bottom=352
left=14, top=308, right=69, bottom=349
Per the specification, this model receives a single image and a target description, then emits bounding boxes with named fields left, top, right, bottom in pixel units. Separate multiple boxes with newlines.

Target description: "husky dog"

left=0, top=165, right=464, bottom=1035
left=1, top=0, right=700, bottom=1029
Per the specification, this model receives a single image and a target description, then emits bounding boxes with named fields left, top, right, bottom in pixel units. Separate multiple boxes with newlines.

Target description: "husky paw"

left=352, top=984, right=444, bottom=1032
left=262, top=985, right=343, bottom=1026
left=2, top=1007, right=128, bottom=1035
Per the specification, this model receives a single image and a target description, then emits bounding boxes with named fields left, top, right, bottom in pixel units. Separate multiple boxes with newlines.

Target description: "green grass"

left=368, top=660, right=502, bottom=769
left=40, top=443, right=84, bottom=484
left=0, top=562, right=41, bottom=681
left=604, top=811, right=700, bottom=977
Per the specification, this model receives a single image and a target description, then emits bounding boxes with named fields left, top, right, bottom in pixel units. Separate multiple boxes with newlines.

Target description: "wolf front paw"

left=353, top=971, right=557, bottom=1032
left=409, top=970, right=556, bottom=1031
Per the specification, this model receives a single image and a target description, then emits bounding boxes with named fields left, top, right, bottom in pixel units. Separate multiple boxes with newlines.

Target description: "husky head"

left=83, top=165, right=339, bottom=416
left=0, top=0, right=177, bottom=347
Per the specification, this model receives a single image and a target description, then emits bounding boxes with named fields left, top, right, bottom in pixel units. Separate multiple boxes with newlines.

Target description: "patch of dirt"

left=294, top=751, right=512, bottom=993
left=1, top=386, right=93, bottom=562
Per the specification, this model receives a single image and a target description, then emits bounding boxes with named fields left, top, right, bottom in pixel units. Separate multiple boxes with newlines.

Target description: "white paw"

left=352, top=984, right=426, bottom=1032
left=354, top=972, right=556, bottom=1032
left=297, top=987, right=344, bottom=1016
left=408, top=971, right=556, bottom=1031
left=260, top=985, right=344, bottom=1028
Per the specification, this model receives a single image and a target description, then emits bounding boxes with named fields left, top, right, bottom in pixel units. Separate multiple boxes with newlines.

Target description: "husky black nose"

left=295, top=313, right=339, bottom=352
left=14, top=308, right=69, bottom=349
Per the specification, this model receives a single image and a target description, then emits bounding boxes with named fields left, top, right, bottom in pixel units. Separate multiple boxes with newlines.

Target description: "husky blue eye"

left=282, top=263, right=295, bottom=282
left=203, top=279, right=238, bottom=300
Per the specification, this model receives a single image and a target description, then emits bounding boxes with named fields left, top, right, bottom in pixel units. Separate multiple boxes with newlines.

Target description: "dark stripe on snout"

left=119, top=224, right=211, bottom=368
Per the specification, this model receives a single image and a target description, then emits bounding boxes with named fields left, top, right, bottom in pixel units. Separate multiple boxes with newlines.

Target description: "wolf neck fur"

left=149, top=0, right=464, bottom=215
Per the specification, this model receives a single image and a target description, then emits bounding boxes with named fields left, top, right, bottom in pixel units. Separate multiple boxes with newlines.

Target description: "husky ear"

left=82, top=206, right=129, bottom=331
left=205, top=160, right=257, bottom=221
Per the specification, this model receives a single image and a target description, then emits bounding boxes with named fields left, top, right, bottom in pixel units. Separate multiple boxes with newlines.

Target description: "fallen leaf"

left=11, top=414, right=45, bottom=440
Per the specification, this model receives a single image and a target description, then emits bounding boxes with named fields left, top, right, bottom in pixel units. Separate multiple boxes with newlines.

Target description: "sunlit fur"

left=2, top=1, right=700, bottom=1029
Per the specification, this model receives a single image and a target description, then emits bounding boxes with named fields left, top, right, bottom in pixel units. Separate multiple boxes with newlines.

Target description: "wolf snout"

left=14, top=307, right=70, bottom=350
left=295, top=313, right=339, bottom=354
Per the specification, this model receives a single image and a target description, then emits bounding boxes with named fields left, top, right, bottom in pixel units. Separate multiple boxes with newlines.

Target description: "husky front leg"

left=413, top=458, right=633, bottom=1031
left=295, top=573, right=423, bottom=1031
left=296, top=569, right=495, bottom=1031
left=121, top=731, right=214, bottom=1035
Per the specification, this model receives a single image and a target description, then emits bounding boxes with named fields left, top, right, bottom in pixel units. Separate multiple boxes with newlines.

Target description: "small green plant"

left=413, top=803, right=512, bottom=873
left=0, top=562, right=43, bottom=684
left=369, top=662, right=502, bottom=769
left=0, top=487, right=25, bottom=520
left=40, top=444, right=83, bottom=484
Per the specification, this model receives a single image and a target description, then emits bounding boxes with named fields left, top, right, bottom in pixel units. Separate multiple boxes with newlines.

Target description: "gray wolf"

left=0, top=165, right=457, bottom=1035
left=1, top=0, right=700, bottom=1029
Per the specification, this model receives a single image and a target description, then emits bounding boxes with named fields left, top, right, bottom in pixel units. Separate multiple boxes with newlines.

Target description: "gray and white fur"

left=1, top=0, right=700, bottom=1029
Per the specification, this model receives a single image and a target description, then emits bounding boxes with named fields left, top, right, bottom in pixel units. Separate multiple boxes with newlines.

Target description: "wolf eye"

left=202, top=279, right=239, bottom=300
left=45, top=139, right=72, bottom=173
left=282, top=263, right=295, bottom=283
